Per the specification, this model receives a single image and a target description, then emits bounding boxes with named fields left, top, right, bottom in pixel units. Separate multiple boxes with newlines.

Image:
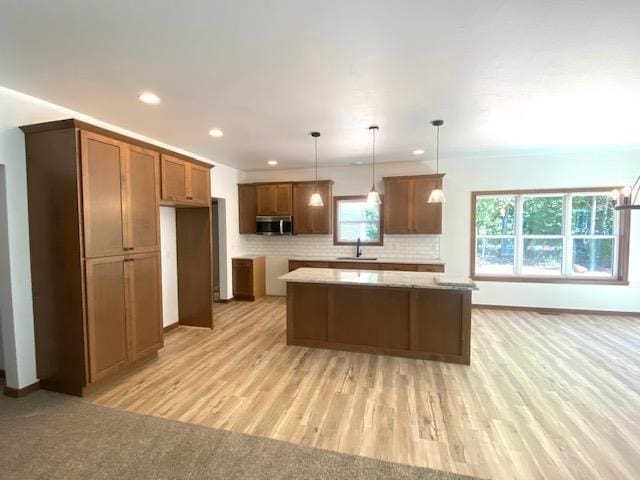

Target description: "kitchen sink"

left=335, top=257, right=378, bottom=261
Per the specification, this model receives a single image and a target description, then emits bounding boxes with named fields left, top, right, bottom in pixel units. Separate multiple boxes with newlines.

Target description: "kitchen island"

left=279, top=268, right=477, bottom=365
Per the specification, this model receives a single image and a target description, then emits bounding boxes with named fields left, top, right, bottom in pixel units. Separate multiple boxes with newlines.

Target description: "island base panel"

left=286, top=282, right=471, bottom=365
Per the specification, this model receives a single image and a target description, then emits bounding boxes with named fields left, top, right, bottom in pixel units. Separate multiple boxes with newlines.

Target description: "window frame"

left=333, top=195, right=384, bottom=246
left=470, top=187, right=631, bottom=285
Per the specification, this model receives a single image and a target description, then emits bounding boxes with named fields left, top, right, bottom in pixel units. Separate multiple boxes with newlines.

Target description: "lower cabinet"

left=85, top=252, right=163, bottom=384
left=232, top=257, right=266, bottom=301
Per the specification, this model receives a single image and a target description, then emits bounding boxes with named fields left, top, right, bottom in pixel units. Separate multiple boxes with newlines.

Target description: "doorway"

left=212, top=197, right=228, bottom=301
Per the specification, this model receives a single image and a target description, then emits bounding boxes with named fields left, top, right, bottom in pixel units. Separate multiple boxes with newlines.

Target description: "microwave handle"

left=279, top=219, right=284, bottom=234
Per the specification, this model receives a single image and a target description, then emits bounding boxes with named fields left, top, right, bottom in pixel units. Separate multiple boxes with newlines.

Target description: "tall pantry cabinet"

left=21, top=119, right=212, bottom=396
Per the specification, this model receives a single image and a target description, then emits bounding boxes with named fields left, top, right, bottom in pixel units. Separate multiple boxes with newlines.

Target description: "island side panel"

left=410, top=289, right=472, bottom=365
left=287, top=283, right=329, bottom=343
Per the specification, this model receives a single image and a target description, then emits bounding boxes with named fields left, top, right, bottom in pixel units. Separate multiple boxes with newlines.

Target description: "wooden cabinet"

left=85, top=252, right=163, bottom=383
left=161, top=154, right=211, bottom=206
left=21, top=119, right=212, bottom=397
left=238, top=184, right=257, bottom=234
left=383, top=175, right=443, bottom=234
left=129, top=252, right=163, bottom=360
left=80, top=131, right=128, bottom=258
left=81, top=134, right=161, bottom=257
left=85, top=256, right=130, bottom=382
left=256, top=183, right=292, bottom=215
left=128, top=146, right=161, bottom=253
left=288, top=259, right=444, bottom=273
left=293, top=181, right=333, bottom=234
left=232, top=257, right=266, bottom=301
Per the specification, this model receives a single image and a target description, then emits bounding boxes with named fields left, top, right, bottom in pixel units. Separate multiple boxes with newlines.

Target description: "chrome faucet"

left=356, top=237, right=362, bottom=258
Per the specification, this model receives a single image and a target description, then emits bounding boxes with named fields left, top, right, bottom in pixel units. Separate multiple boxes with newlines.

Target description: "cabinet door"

left=187, top=163, right=211, bottom=205
left=310, top=182, right=332, bottom=233
left=85, top=256, right=130, bottom=382
left=233, top=266, right=253, bottom=297
left=412, top=178, right=442, bottom=234
left=238, top=185, right=257, bottom=233
left=128, top=146, right=161, bottom=253
left=161, top=154, right=188, bottom=202
left=256, top=185, right=276, bottom=215
left=292, top=183, right=313, bottom=234
left=384, top=179, right=413, bottom=233
left=275, top=184, right=293, bottom=215
left=81, top=131, right=128, bottom=258
left=128, top=252, right=163, bottom=360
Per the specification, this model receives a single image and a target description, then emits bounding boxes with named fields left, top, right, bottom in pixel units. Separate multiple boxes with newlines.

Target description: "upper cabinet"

left=161, top=154, right=211, bottom=206
left=238, top=184, right=257, bottom=234
left=383, top=174, right=443, bottom=234
left=80, top=132, right=161, bottom=258
left=256, top=183, right=293, bottom=215
left=293, top=181, right=333, bottom=234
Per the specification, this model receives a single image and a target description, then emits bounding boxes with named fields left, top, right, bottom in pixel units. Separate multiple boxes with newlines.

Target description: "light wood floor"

left=89, top=297, right=640, bottom=479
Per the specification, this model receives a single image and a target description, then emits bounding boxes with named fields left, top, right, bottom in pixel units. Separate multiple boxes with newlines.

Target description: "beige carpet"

left=0, top=391, right=480, bottom=480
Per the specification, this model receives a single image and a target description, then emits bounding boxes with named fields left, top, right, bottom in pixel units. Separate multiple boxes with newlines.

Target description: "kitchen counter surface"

left=232, top=254, right=266, bottom=260
left=279, top=267, right=476, bottom=291
left=287, top=256, right=446, bottom=265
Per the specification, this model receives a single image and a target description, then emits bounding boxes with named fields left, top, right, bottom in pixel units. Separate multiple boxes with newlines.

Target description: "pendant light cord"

left=314, top=136, right=318, bottom=192
left=436, top=125, right=440, bottom=175
left=371, top=127, right=376, bottom=189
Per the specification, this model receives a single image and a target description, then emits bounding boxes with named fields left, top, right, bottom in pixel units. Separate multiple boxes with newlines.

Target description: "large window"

left=334, top=195, right=383, bottom=245
left=471, top=189, right=629, bottom=283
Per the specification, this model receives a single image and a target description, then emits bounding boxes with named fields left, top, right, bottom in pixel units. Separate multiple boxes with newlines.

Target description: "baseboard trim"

left=214, top=298, right=232, bottom=304
left=233, top=295, right=255, bottom=302
left=472, top=304, right=640, bottom=317
left=163, top=322, right=180, bottom=333
left=4, top=380, right=40, bottom=398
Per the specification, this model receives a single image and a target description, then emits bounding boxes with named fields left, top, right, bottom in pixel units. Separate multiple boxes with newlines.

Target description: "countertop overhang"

left=279, top=268, right=477, bottom=291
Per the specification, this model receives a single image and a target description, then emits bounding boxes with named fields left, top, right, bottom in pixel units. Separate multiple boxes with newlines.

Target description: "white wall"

left=160, top=207, right=179, bottom=327
left=211, top=163, right=244, bottom=300
left=0, top=85, right=242, bottom=389
left=444, top=151, right=640, bottom=312
left=244, top=153, right=640, bottom=312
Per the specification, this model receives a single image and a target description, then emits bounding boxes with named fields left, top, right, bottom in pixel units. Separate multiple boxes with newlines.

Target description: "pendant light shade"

left=427, top=120, right=446, bottom=204
left=367, top=125, right=382, bottom=205
left=308, top=131, right=324, bottom=207
left=309, top=192, right=324, bottom=206
left=367, top=189, right=381, bottom=205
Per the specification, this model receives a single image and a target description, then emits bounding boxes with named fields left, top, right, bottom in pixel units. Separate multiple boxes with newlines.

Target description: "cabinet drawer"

left=232, top=259, right=253, bottom=268
left=417, top=264, right=445, bottom=273
left=289, top=260, right=330, bottom=271
left=377, top=263, right=418, bottom=271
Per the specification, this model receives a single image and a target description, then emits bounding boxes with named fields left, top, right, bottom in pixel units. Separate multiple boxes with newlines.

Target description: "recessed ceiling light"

left=267, top=160, right=278, bottom=166
left=208, top=128, right=224, bottom=138
left=413, top=149, right=425, bottom=155
left=352, top=161, right=363, bottom=165
left=138, top=91, right=161, bottom=105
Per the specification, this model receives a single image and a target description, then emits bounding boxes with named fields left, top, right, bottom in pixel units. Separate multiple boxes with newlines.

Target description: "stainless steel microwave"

left=256, top=215, right=293, bottom=235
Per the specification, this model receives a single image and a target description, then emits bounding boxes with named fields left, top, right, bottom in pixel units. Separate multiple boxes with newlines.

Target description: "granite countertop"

left=279, top=268, right=477, bottom=291
left=288, top=256, right=446, bottom=265
left=232, top=254, right=265, bottom=260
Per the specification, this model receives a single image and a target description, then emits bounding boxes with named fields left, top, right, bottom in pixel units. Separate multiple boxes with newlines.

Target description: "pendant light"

left=367, top=125, right=381, bottom=205
left=427, top=120, right=446, bottom=203
left=308, top=131, right=324, bottom=206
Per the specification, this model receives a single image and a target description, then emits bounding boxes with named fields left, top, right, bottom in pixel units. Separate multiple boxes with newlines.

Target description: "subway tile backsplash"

left=241, top=234, right=441, bottom=261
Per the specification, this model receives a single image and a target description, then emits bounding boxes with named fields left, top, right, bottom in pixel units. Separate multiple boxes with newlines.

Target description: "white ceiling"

left=1, top=0, right=639, bottom=170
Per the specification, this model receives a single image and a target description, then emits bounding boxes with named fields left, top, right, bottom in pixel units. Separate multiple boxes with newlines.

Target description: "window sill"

left=333, top=241, right=383, bottom=247
left=471, top=275, right=629, bottom=286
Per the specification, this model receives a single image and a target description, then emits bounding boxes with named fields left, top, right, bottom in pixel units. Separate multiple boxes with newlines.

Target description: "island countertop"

left=279, top=267, right=477, bottom=291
